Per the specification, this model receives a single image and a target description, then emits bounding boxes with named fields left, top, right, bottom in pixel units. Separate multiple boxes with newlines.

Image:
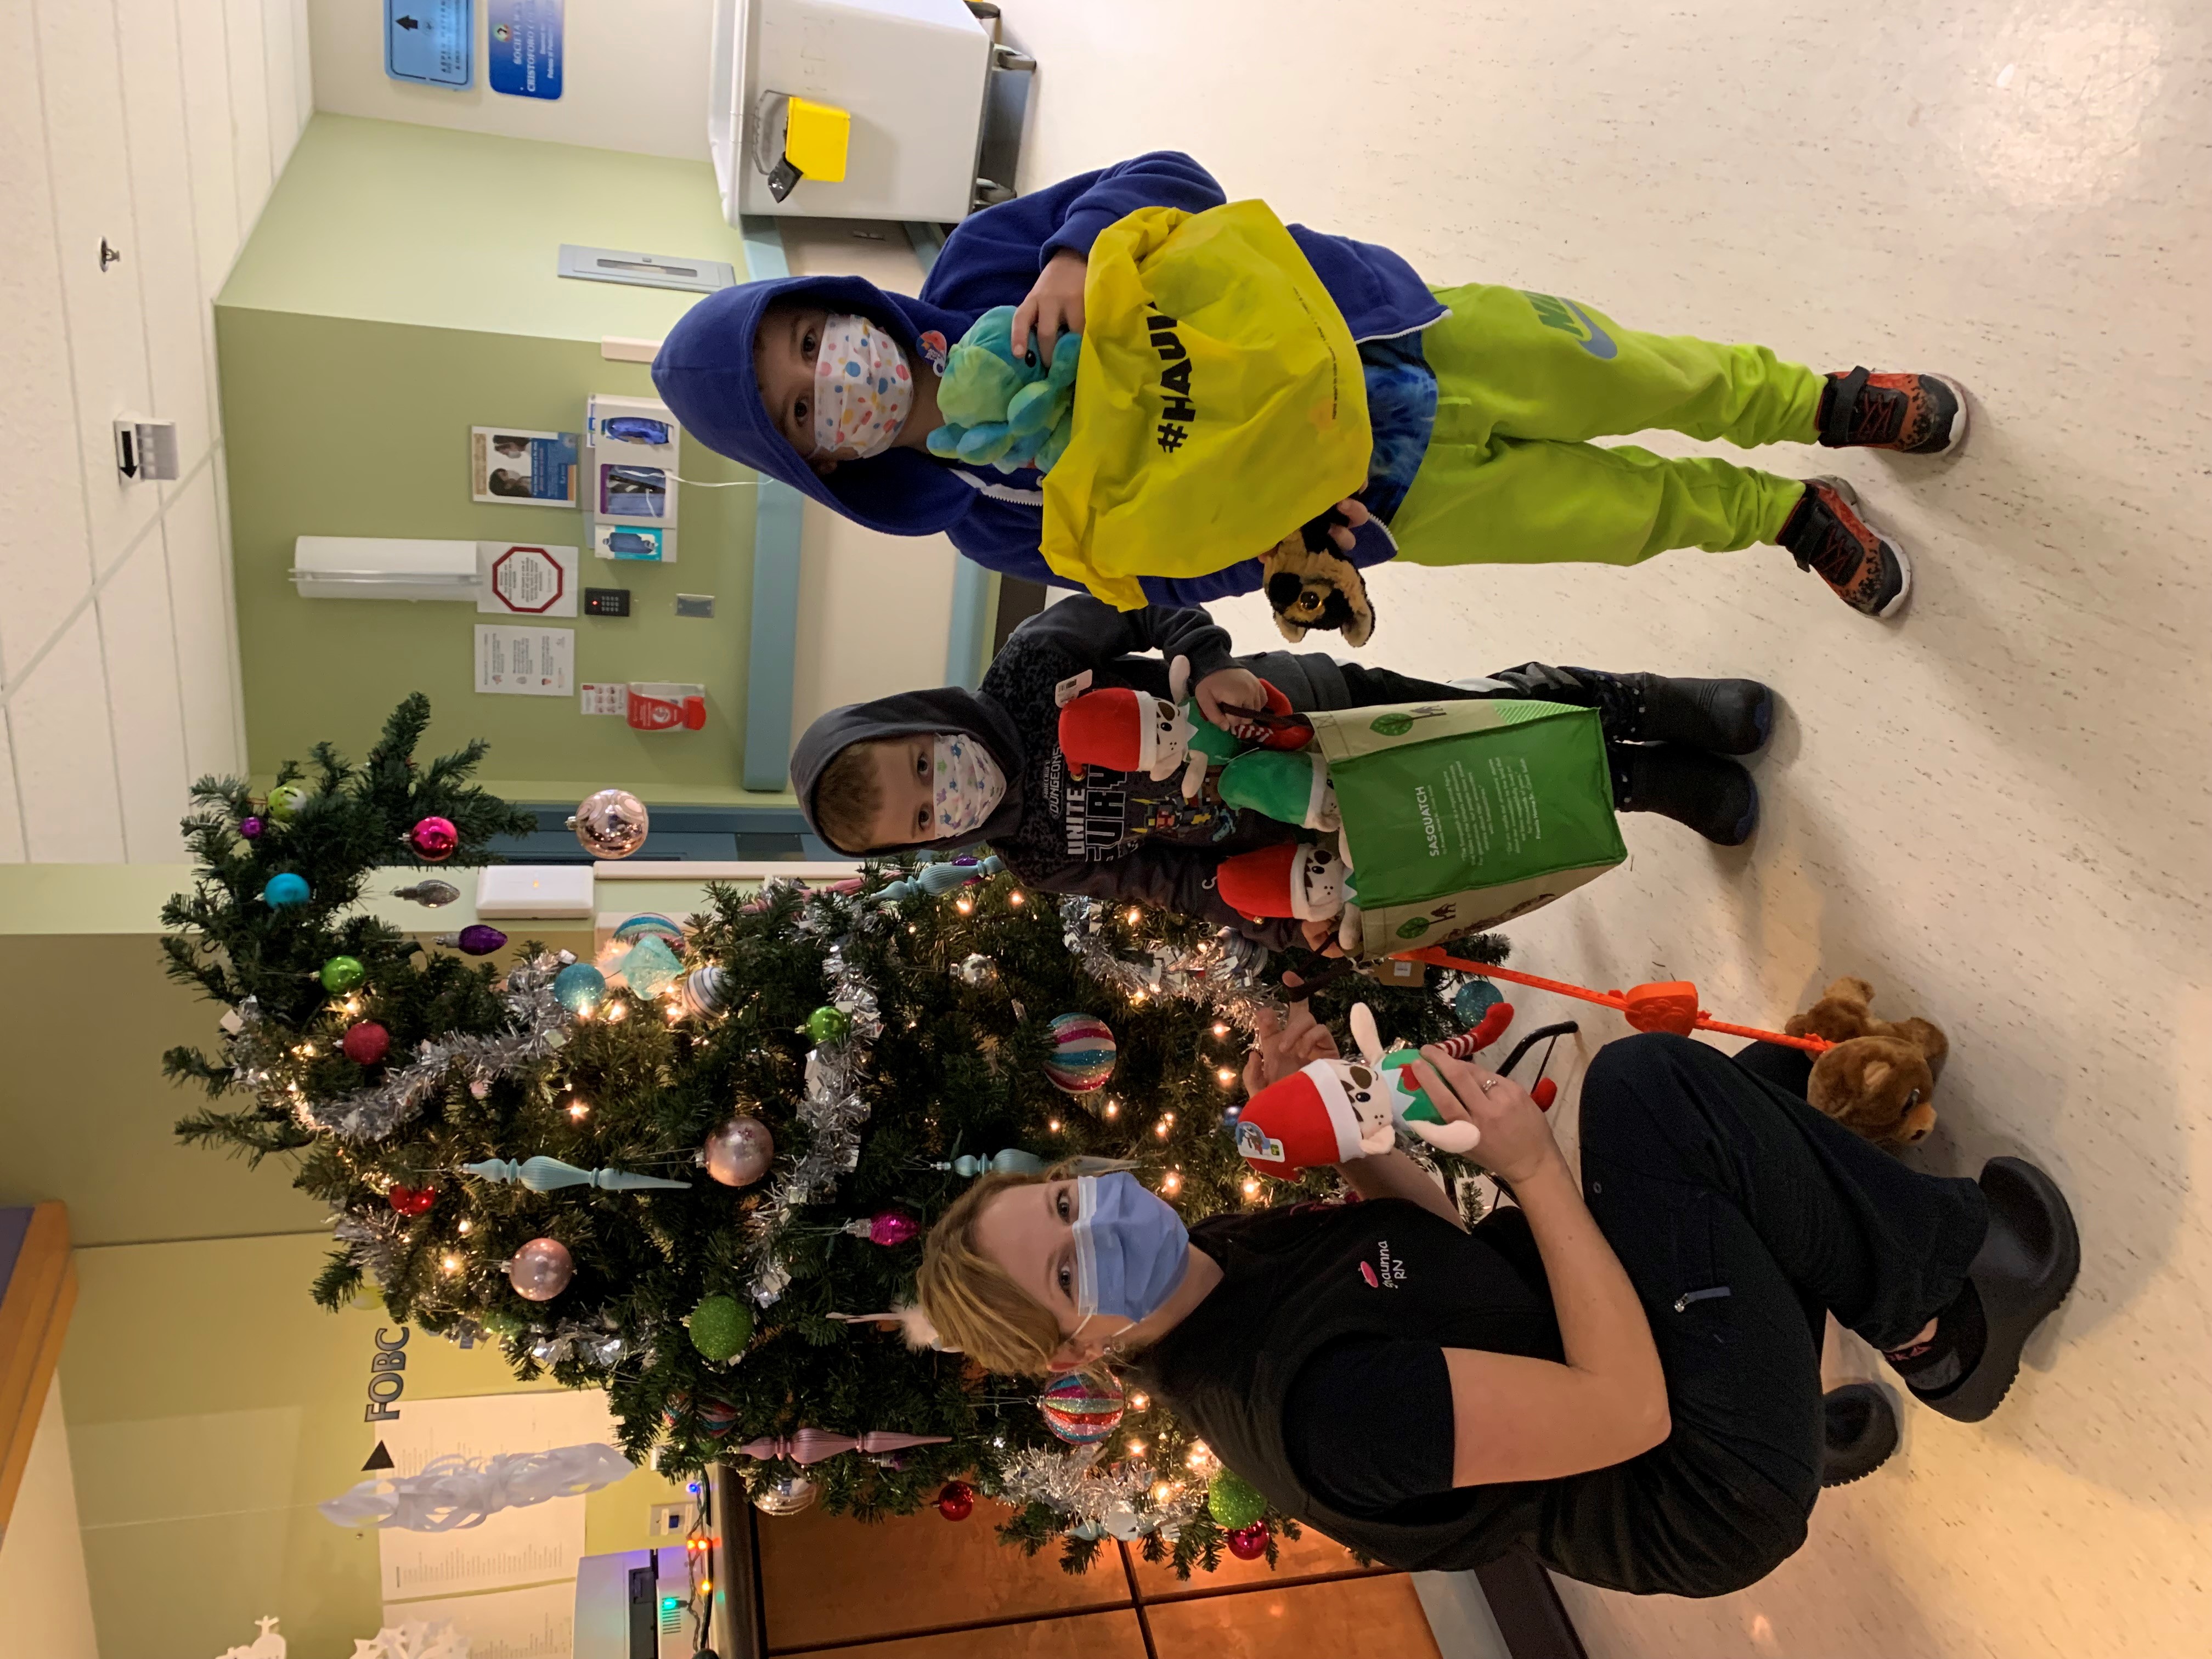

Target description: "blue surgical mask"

left=1071, top=1172, right=1189, bottom=1333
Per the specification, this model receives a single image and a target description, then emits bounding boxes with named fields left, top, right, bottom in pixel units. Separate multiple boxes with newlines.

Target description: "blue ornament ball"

left=1043, top=1013, right=1117, bottom=1094
left=262, top=872, right=310, bottom=908
left=554, top=962, right=607, bottom=1014
left=1453, top=978, right=1505, bottom=1025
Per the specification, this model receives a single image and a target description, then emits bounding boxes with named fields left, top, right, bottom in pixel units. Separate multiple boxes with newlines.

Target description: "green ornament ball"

left=805, top=1005, right=852, bottom=1045
left=688, top=1294, right=754, bottom=1362
left=1207, top=1470, right=1266, bottom=1531
left=267, top=782, right=309, bottom=822
left=320, top=955, right=366, bottom=994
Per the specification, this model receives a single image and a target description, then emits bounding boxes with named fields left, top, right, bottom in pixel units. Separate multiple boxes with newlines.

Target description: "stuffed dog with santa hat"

left=1234, top=1001, right=1494, bottom=1178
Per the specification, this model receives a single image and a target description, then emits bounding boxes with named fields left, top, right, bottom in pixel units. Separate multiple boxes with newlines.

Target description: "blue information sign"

left=488, top=0, right=564, bottom=100
left=385, top=0, right=473, bottom=89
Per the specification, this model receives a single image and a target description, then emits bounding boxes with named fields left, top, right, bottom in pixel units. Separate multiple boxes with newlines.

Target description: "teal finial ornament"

left=464, top=1156, right=690, bottom=1192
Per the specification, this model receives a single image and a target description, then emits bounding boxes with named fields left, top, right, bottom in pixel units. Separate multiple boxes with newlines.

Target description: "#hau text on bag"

left=1042, top=201, right=1372, bottom=608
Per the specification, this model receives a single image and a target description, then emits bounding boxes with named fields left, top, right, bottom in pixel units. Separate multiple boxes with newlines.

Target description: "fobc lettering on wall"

left=366, top=1325, right=410, bottom=1422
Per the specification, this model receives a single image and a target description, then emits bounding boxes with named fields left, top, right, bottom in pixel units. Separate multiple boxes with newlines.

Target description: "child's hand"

left=1194, top=667, right=1267, bottom=738
left=1318, top=498, right=1370, bottom=553
left=1012, top=250, right=1086, bottom=366
left=1299, top=917, right=1347, bottom=957
left=1241, top=980, right=1341, bottom=1092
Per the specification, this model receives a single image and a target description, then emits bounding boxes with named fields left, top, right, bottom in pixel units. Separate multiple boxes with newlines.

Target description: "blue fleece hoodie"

left=651, top=152, right=1445, bottom=605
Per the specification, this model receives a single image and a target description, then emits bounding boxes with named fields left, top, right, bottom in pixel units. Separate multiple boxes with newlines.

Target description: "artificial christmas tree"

left=166, top=699, right=1506, bottom=1576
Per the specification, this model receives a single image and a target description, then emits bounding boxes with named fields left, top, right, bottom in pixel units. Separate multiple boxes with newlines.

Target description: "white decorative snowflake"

left=350, top=1622, right=470, bottom=1659
left=216, top=1616, right=286, bottom=1659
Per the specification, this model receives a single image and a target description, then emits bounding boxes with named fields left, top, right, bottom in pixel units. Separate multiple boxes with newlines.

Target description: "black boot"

left=1889, top=1157, right=2079, bottom=1424
left=1820, top=1382, right=1900, bottom=1487
left=1613, top=744, right=1760, bottom=846
left=1609, top=674, right=1775, bottom=755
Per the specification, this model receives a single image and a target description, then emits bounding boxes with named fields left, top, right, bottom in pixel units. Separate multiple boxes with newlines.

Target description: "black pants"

left=1534, top=1032, right=1989, bottom=1598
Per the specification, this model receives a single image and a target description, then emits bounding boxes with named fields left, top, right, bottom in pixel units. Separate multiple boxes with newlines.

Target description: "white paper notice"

left=476, top=626, right=574, bottom=697
left=478, top=543, right=580, bottom=618
left=579, top=683, right=627, bottom=716
left=383, top=1582, right=575, bottom=1659
left=376, top=1390, right=617, bottom=1601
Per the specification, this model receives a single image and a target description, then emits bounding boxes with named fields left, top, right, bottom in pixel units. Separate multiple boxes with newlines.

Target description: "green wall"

left=221, top=115, right=744, bottom=343
left=216, top=310, right=769, bottom=802
left=60, top=1233, right=685, bottom=1659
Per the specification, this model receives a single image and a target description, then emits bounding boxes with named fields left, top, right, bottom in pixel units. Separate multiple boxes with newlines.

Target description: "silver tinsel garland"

left=1059, top=897, right=1279, bottom=1028
left=741, top=883, right=889, bottom=1307
left=234, top=952, right=574, bottom=1142
left=992, top=1443, right=1203, bottom=1541
left=333, top=1207, right=411, bottom=1285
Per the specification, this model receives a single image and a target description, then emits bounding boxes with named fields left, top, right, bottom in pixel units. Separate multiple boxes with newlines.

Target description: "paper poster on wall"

left=476, top=625, right=574, bottom=696
left=375, top=1389, right=616, bottom=1602
left=472, top=428, right=579, bottom=508
left=477, top=543, right=579, bottom=617
left=385, top=1583, right=572, bottom=1659
left=385, top=0, right=473, bottom=89
left=488, top=0, right=563, bottom=100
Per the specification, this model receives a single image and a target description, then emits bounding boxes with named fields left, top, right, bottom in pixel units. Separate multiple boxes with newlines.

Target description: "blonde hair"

left=918, top=1170, right=1071, bottom=1378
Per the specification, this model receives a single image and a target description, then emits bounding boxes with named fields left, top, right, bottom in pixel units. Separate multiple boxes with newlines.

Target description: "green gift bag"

left=1308, top=698, right=1627, bottom=957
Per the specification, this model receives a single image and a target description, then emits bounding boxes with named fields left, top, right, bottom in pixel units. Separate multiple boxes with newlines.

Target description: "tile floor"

left=0, top=0, right=308, bottom=861
left=1007, top=2, right=2210, bottom=1653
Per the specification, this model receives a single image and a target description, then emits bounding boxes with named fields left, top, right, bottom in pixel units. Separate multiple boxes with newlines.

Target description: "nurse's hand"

left=1242, top=980, right=1340, bottom=1092
left=1410, top=1050, right=1561, bottom=1187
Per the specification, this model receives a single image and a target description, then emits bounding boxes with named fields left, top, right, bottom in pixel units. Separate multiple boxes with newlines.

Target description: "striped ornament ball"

left=1040, top=1372, right=1125, bottom=1444
left=1043, top=1013, right=1118, bottom=1094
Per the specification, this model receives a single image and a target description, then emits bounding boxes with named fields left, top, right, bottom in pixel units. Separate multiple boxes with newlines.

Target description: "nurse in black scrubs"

left=917, top=995, right=2079, bottom=1597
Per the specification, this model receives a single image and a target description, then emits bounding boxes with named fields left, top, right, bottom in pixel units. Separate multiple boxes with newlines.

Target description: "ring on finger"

left=1477, top=1078, right=1497, bottom=1094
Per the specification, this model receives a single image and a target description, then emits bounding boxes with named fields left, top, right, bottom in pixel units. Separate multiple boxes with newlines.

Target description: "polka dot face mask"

left=812, top=313, right=915, bottom=460
left=930, top=733, right=1006, bottom=839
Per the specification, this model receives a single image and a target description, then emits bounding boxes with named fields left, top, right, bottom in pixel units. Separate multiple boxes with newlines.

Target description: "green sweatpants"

left=1389, top=284, right=1822, bottom=568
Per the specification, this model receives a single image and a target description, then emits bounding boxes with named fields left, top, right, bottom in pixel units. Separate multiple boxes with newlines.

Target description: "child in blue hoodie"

left=654, top=153, right=1965, bottom=632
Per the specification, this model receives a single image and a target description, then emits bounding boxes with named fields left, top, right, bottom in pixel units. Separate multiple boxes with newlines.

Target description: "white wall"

left=308, top=0, right=715, bottom=162
left=780, top=219, right=962, bottom=729
left=0, top=1375, right=99, bottom=1659
left=1, top=0, right=310, bottom=862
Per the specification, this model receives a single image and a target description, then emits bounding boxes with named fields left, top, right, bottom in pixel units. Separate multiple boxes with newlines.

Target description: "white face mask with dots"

left=812, top=314, right=915, bottom=460
left=930, top=733, right=1006, bottom=838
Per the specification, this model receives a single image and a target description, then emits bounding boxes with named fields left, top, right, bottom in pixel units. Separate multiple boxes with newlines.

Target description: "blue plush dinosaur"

left=924, top=304, right=1082, bottom=474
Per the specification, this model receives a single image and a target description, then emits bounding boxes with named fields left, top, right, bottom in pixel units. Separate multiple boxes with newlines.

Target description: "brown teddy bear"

left=1786, top=977, right=1948, bottom=1146
left=1260, top=513, right=1376, bottom=647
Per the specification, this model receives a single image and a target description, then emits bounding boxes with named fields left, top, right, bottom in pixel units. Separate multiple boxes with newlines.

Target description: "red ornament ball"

left=1226, top=1522, right=1269, bottom=1560
left=388, top=1183, right=436, bottom=1217
left=343, top=1021, right=391, bottom=1065
left=936, top=1481, right=974, bottom=1521
left=408, top=816, right=459, bottom=861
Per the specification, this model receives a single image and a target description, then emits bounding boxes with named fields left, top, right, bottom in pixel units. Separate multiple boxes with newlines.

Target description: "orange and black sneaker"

left=1818, top=368, right=1970, bottom=454
left=1780, top=477, right=1911, bottom=618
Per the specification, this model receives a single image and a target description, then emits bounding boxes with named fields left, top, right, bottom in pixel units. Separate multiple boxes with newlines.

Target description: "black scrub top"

left=1128, top=1196, right=1565, bottom=1573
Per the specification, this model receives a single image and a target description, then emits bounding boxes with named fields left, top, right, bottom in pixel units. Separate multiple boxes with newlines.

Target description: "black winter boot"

left=1613, top=744, right=1760, bottom=846
left=1606, top=674, right=1775, bottom=755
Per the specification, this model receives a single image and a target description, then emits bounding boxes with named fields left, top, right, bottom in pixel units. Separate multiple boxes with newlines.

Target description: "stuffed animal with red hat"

left=1234, top=1000, right=1487, bottom=1177
left=1215, top=842, right=1361, bottom=952
left=1056, top=658, right=1310, bottom=802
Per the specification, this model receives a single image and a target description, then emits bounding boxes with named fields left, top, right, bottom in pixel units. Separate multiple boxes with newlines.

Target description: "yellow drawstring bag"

left=1041, top=201, right=1371, bottom=610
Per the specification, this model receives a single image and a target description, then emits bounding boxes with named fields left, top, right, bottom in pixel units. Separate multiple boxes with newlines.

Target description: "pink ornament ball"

left=408, top=816, right=460, bottom=861
left=1227, top=1522, right=1269, bottom=1560
left=343, top=1022, right=391, bottom=1065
